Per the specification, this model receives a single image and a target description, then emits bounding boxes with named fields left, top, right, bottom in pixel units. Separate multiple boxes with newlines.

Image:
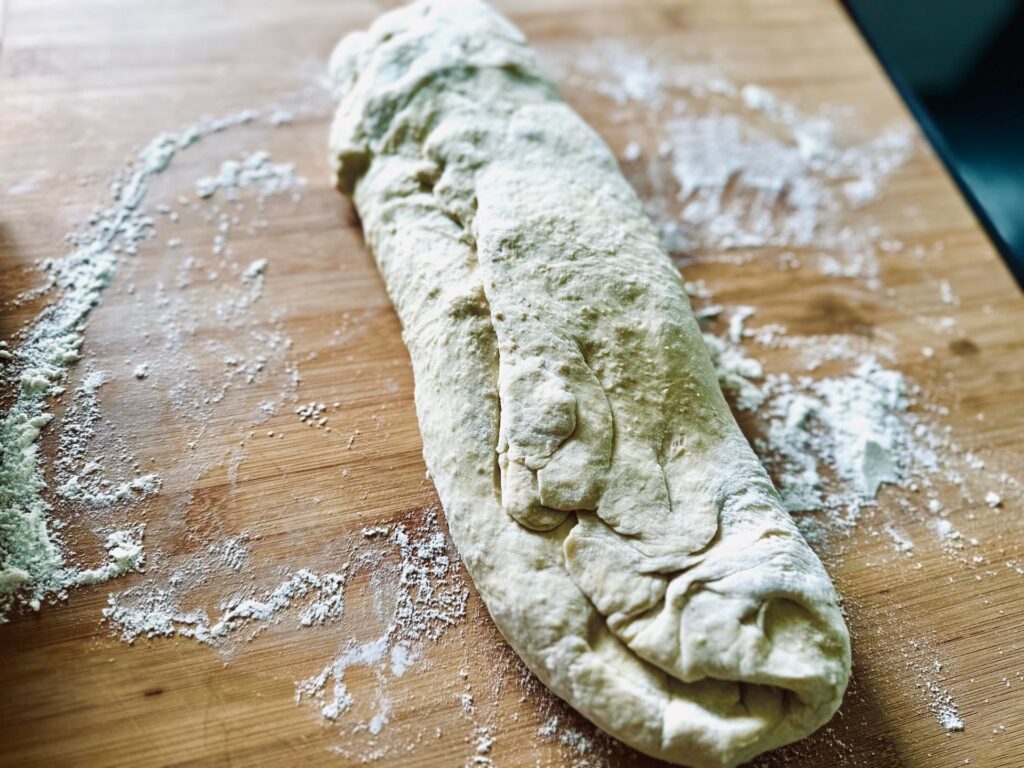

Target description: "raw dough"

left=328, top=2, right=850, bottom=765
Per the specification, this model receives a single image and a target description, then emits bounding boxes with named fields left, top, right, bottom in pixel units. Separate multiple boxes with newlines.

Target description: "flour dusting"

left=4, top=31, right=1019, bottom=761
left=296, top=509, right=468, bottom=738
left=196, top=150, right=307, bottom=201
left=1, top=110, right=259, bottom=618
left=74, top=527, right=146, bottom=586
left=104, top=565, right=349, bottom=644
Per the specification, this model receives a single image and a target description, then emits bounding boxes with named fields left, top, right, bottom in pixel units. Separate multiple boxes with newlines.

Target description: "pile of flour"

left=703, top=315, right=942, bottom=524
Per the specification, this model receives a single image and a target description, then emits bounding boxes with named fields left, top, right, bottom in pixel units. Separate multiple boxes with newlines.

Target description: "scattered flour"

left=938, top=706, right=965, bottom=733
left=300, top=634, right=389, bottom=720
left=57, top=473, right=162, bottom=508
left=104, top=565, right=349, bottom=644
left=6, top=36, right=1015, bottom=757
left=209, top=534, right=251, bottom=572
left=0, top=112, right=258, bottom=617
left=296, top=509, right=468, bottom=732
left=667, top=116, right=913, bottom=284
left=702, top=333, right=766, bottom=410
left=884, top=524, right=915, bottom=556
left=922, top=657, right=965, bottom=733
left=51, top=368, right=162, bottom=510
left=704, top=321, right=938, bottom=516
left=297, top=401, right=330, bottom=429
left=767, top=359, right=912, bottom=507
left=549, top=39, right=916, bottom=287
left=537, top=714, right=602, bottom=767
left=1, top=103, right=311, bottom=621
left=932, top=518, right=962, bottom=544
left=268, top=108, right=295, bottom=127
left=196, top=150, right=307, bottom=201
left=74, top=527, right=146, bottom=586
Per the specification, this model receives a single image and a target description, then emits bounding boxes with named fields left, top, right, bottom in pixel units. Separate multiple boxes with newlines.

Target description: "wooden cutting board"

left=1, top=1, right=1022, bottom=766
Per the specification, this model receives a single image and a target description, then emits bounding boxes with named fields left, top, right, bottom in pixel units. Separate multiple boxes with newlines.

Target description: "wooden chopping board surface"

left=1, top=1, right=1022, bottom=766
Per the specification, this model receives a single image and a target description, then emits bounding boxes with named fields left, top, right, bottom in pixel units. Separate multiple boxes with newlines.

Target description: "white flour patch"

left=938, top=705, right=965, bottom=733
left=196, top=151, right=307, bottom=202
left=268, top=108, right=295, bottom=127
left=104, top=565, right=349, bottom=644
left=74, top=526, right=146, bottom=586
left=1, top=97, right=318, bottom=622
left=702, top=309, right=973, bottom=546
left=883, top=524, right=915, bottom=555
left=296, top=509, right=469, bottom=740
left=57, top=472, right=161, bottom=508
left=932, top=518, right=962, bottom=546
left=536, top=714, right=604, bottom=767
left=921, top=656, right=965, bottom=733
left=669, top=115, right=913, bottom=283
left=209, top=534, right=251, bottom=572
left=52, top=368, right=160, bottom=510
left=567, top=41, right=668, bottom=108
left=548, top=40, right=916, bottom=288
left=702, top=332, right=766, bottom=411
left=298, top=633, right=390, bottom=721
left=763, top=359, right=916, bottom=509
left=0, top=110, right=261, bottom=619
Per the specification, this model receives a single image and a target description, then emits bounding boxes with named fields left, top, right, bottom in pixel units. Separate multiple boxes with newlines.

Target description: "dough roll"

left=328, top=2, right=850, bottom=765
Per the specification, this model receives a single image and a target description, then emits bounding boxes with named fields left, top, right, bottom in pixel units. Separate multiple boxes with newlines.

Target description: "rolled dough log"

left=328, top=2, right=850, bottom=765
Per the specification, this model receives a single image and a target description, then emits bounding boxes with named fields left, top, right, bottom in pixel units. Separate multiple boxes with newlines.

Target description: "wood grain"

left=1, top=1, right=1022, bottom=767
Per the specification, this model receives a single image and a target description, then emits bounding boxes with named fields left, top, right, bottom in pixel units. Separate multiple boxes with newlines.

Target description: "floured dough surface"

left=328, top=2, right=851, bottom=765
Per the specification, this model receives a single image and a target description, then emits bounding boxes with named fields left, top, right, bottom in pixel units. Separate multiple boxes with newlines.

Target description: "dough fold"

left=328, top=2, right=850, bottom=765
